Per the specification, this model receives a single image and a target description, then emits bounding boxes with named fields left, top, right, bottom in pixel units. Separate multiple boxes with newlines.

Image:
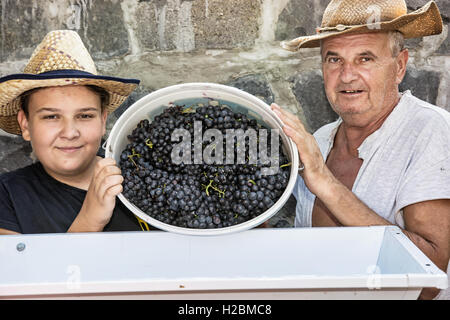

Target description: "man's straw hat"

left=281, top=0, right=443, bottom=52
left=0, top=30, right=140, bottom=135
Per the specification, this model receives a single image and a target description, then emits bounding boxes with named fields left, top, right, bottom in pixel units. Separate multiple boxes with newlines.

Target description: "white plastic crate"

left=0, top=226, right=447, bottom=299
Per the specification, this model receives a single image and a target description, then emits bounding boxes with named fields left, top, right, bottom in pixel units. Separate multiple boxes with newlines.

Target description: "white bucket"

left=105, top=82, right=299, bottom=236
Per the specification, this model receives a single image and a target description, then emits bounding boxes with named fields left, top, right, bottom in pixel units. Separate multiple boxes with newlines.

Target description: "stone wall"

left=1, top=0, right=449, bottom=226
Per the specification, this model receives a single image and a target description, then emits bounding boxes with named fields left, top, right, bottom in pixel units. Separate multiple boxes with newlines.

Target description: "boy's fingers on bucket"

left=94, top=158, right=116, bottom=176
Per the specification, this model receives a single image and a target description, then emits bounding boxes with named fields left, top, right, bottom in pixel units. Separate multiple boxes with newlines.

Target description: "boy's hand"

left=70, top=158, right=123, bottom=232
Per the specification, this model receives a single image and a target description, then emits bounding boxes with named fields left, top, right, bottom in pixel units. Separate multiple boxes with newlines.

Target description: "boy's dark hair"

left=20, top=85, right=109, bottom=118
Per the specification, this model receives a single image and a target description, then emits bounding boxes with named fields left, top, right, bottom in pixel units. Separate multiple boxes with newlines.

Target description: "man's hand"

left=68, top=158, right=123, bottom=232
left=271, top=103, right=334, bottom=197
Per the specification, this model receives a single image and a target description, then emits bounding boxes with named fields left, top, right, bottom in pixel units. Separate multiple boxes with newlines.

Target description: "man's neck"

left=336, top=95, right=401, bottom=157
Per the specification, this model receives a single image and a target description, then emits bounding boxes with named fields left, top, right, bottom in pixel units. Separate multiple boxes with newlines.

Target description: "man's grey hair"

left=319, top=31, right=405, bottom=57
left=388, top=31, right=405, bottom=57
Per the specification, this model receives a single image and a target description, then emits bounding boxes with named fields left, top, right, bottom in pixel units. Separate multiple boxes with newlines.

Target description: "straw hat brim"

left=281, top=1, right=443, bottom=52
left=0, top=71, right=139, bottom=135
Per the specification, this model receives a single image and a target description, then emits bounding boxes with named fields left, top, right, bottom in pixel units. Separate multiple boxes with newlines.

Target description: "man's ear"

left=17, top=110, right=31, bottom=141
left=395, top=48, right=409, bottom=85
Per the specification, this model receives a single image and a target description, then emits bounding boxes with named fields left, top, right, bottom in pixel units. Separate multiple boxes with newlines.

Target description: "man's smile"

left=337, top=89, right=366, bottom=98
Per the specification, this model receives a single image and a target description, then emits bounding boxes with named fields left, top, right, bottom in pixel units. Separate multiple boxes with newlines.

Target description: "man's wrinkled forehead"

left=320, top=32, right=391, bottom=57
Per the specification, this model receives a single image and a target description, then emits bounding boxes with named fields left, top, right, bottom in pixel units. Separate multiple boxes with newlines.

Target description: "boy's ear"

left=17, top=110, right=31, bottom=141
left=101, top=110, right=108, bottom=136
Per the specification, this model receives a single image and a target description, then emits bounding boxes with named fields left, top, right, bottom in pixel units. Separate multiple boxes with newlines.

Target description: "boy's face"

left=17, top=85, right=107, bottom=179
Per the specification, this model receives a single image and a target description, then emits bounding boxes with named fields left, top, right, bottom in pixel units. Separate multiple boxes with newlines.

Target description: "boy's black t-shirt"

left=0, top=162, right=141, bottom=233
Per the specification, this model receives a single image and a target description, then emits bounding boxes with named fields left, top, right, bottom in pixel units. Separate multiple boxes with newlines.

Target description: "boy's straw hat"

left=0, top=30, right=140, bottom=135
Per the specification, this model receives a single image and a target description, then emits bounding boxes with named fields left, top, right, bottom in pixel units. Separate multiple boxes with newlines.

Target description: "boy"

left=0, top=30, right=142, bottom=234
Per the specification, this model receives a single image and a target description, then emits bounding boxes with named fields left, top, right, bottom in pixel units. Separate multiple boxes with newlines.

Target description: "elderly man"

left=272, top=0, right=450, bottom=300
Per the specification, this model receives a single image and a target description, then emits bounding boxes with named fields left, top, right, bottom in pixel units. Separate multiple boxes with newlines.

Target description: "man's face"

left=321, top=32, right=407, bottom=126
left=18, top=85, right=107, bottom=179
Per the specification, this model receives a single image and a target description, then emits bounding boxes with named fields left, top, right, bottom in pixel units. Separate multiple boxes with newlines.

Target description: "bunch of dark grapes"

left=119, top=101, right=291, bottom=229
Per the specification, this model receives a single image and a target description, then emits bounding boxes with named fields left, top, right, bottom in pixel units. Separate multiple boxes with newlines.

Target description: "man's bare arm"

left=403, top=199, right=450, bottom=300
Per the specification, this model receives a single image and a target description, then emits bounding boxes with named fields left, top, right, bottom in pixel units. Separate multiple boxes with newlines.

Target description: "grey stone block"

left=290, top=71, right=338, bottom=133
left=78, top=0, right=129, bottom=60
left=0, top=136, right=33, bottom=174
left=405, top=37, right=423, bottom=51
left=0, top=0, right=48, bottom=62
left=436, top=25, right=450, bottom=55
left=399, top=68, right=440, bottom=105
left=275, top=0, right=329, bottom=41
left=275, top=0, right=316, bottom=41
left=191, top=0, right=260, bottom=49
left=134, top=0, right=260, bottom=52
left=227, top=74, right=275, bottom=105
left=0, top=0, right=129, bottom=63
left=134, top=0, right=172, bottom=51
